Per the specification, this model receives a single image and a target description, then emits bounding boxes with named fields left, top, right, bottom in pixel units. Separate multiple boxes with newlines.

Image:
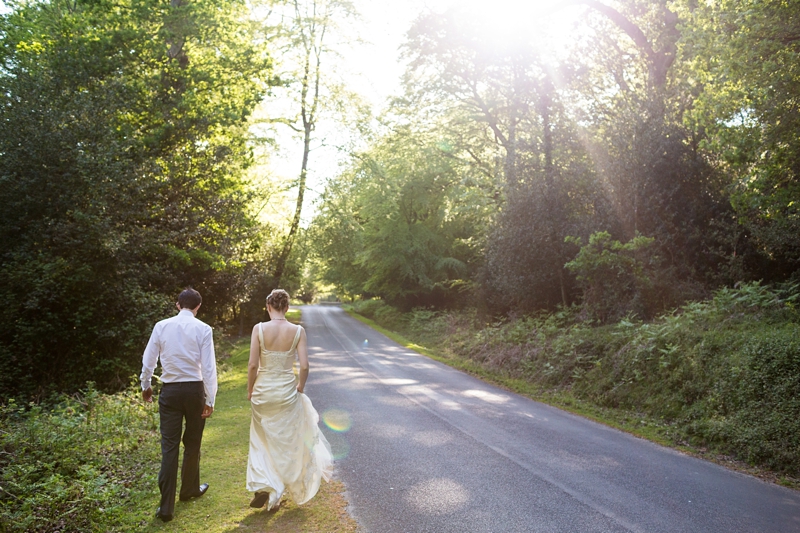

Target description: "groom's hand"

left=201, top=405, right=214, bottom=419
left=142, top=387, right=153, bottom=403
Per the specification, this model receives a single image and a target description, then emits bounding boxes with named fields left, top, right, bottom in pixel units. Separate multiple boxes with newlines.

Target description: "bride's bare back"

left=247, top=290, right=309, bottom=397
left=258, top=320, right=302, bottom=352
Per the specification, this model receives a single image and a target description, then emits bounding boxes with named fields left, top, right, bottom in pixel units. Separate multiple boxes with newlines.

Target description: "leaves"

left=311, top=125, right=493, bottom=307
left=0, top=0, right=271, bottom=398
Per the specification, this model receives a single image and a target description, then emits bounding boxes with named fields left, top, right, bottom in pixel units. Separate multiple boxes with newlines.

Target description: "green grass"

left=0, top=309, right=357, bottom=532
left=138, top=307, right=358, bottom=532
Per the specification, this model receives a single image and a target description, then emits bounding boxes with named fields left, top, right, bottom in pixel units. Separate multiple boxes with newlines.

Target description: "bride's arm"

left=296, top=328, right=309, bottom=394
left=247, top=325, right=260, bottom=400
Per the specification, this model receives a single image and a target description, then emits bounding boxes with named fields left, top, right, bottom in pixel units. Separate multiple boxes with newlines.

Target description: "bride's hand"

left=247, top=390, right=252, bottom=401
left=296, top=386, right=304, bottom=394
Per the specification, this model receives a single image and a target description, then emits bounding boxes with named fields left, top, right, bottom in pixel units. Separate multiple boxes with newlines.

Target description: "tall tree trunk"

left=271, top=0, right=324, bottom=285
left=273, top=125, right=311, bottom=283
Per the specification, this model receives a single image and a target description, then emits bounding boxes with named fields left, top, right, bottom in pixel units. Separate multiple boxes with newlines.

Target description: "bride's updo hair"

left=267, top=289, right=290, bottom=312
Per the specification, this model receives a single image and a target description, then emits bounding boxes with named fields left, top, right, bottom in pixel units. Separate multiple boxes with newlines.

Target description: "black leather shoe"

left=155, top=507, right=173, bottom=522
left=179, top=482, right=209, bottom=501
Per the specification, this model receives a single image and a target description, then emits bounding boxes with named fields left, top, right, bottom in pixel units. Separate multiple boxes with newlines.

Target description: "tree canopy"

left=313, top=0, right=800, bottom=318
left=2, top=0, right=799, bottom=398
left=0, top=0, right=270, bottom=398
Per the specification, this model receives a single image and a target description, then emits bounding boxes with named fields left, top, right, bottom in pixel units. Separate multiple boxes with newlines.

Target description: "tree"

left=403, top=8, right=548, bottom=188
left=253, top=0, right=360, bottom=286
left=0, top=0, right=270, bottom=398
left=403, top=8, right=614, bottom=310
left=564, top=0, right=679, bottom=93
left=682, top=0, right=800, bottom=282
left=557, top=0, right=728, bottom=298
left=312, top=125, right=494, bottom=307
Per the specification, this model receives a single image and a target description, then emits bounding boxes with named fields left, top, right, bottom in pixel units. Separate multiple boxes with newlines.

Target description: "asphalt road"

left=302, top=304, right=800, bottom=533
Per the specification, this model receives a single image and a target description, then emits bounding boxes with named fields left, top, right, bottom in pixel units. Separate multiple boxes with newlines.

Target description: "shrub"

left=0, top=383, right=159, bottom=533
left=350, top=299, right=405, bottom=330
left=565, top=231, right=657, bottom=322
left=373, top=305, right=406, bottom=330
left=350, top=299, right=387, bottom=320
left=565, top=231, right=707, bottom=322
left=699, top=326, right=800, bottom=472
left=405, top=308, right=446, bottom=342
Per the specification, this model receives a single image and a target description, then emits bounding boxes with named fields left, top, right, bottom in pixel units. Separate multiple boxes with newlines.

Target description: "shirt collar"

left=178, top=309, right=195, bottom=317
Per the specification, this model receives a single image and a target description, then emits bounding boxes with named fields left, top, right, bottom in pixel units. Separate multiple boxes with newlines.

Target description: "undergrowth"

left=350, top=282, right=800, bottom=477
left=0, top=383, right=159, bottom=533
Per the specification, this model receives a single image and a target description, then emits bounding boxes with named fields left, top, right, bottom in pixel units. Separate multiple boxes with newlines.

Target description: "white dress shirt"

left=140, top=309, right=218, bottom=407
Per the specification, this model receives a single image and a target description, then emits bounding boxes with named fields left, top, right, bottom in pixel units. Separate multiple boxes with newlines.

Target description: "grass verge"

left=0, top=307, right=358, bottom=533
left=142, top=307, right=359, bottom=532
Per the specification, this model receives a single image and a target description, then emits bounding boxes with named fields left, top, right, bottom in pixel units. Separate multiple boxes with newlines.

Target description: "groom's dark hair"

left=178, top=288, right=202, bottom=309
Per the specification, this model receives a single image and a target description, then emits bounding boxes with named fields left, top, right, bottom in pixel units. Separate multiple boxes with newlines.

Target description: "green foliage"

left=0, top=384, right=159, bottom=533
left=312, top=125, right=494, bottom=308
left=349, top=299, right=404, bottom=330
left=326, top=0, right=738, bottom=313
left=355, top=282, right=800, bottom=475
left=349, top=299, right=387, bottom=319
left=700, top=327, right=800, bottom=470
left=0, top=0, right=271, bottom=398
left=683, top=0, right=800, bottom=281
left=598, top=107, right=727, bottom=287
left=565, top=231, right=657, bottom=321
left=404, top=7, right=616, bottom=313
left=482, top=153, right=608, bottom=313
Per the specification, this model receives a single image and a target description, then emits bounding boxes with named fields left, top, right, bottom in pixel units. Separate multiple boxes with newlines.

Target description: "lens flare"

left=322, top=408, right=352, bottom=432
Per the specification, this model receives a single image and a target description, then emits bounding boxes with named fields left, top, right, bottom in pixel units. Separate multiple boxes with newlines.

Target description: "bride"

left=246, top=289, right=333, bottom=510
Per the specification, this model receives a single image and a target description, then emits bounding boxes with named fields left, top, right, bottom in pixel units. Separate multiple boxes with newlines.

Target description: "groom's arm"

left=199, top=326, right=217, bottom=412
left=140, top=325, right=160, bottom=402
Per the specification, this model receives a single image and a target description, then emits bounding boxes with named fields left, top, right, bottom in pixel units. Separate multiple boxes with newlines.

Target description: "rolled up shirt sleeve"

left=140, top=325, right=161, bottom=390
left=200, top=326, right=218, bottom=407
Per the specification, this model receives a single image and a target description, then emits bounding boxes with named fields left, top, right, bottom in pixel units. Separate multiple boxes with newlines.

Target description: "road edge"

left=342, top=307, right=800, bottom=492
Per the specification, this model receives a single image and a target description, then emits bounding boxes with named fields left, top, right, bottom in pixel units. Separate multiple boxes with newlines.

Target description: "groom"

left=140, top=288, right=218, bottom=522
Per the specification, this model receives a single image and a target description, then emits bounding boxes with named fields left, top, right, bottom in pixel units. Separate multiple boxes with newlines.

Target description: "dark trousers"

left=158, top=381, right=206, bottom=515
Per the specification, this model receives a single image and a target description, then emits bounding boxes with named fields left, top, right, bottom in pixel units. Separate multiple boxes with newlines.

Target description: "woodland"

left=0, top=0, right=797, bottom=397
left=0, top=0, right=799, bottom=525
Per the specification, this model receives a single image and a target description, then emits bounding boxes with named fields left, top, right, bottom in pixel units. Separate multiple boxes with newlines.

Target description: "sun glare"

left=434, top=0, right=586, bottom=57
left=456, top=0, right=556, bottom=27
left=248, top=0, right=592, bottom=217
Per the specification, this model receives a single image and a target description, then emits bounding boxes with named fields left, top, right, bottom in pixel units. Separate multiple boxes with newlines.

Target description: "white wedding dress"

left=246, top=323, right=333, bottom=509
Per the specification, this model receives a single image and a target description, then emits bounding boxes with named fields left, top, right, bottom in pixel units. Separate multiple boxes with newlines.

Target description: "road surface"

left=302, top=304, right=800, bottom=533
